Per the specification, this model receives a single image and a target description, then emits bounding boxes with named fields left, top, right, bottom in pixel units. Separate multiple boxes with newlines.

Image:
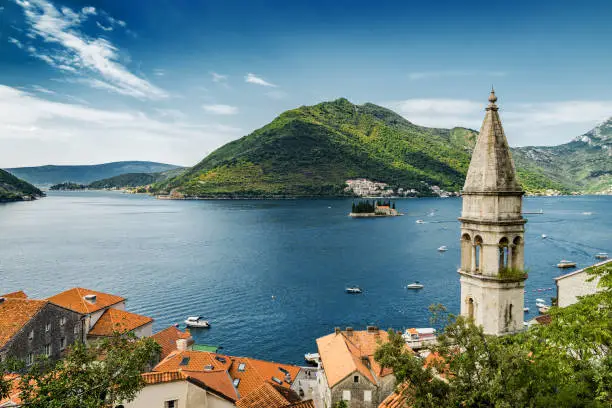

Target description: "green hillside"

left=0, top=169, right=44, bottom=201
left=153, top=98, right=563, bottom=198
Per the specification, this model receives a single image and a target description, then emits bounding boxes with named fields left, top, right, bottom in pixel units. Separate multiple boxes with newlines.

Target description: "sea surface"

left=1, top=192, right=610, bottom=364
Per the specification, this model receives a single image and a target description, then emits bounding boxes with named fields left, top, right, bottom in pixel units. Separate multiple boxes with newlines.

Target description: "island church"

left=458, top=90, right=527, bottom=335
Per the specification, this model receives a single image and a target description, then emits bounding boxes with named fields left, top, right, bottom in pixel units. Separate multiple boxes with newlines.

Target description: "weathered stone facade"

left=0, top=302, right=84, bottom=364
left=458, top=90, right=527, bottom=336
left=329, top=371, right=395, bottom=408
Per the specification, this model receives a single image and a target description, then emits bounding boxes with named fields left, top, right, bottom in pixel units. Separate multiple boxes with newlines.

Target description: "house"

left=0, top=292, right=84, bottom=365
left=47, top=287, right=153, bottom=340
left=151, top=326, right=194, bottom=360
left=121, top=370, right=237, bottom=408
left=316, top=327, right=397, bottom=408
left=151, top=350, right=311, bottom=406
left=554, top=259, right=609, bottom=308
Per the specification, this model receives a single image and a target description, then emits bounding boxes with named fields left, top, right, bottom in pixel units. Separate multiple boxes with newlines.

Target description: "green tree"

left=0, top=333, right=160, bottom=408
left=375, top=263, right=612, bottom=408
left=334, top=400, right=349, bottom=408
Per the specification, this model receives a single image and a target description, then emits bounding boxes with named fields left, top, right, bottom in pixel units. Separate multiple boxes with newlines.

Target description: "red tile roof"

left=235, top=382, right=299, bottom=408
left=0, top=374, right=22, bottom=406
left=288, top=401, right=316, bottom=408
left=0, top=298, right=47, bottom=349
left=87, top=308, right=152, bottom=337
left=142, top=370, right=238, bottom=402
left=379, top=384, right=410, bottom=408
left=154, top=350, right=233, bottom=373
left=47, top=287, right=124, bottom=314
left=151, top=326, right=192, bottom=360
left=228, top=356, right=301, bottom=398
left=0, top=290, right=27, bottom=299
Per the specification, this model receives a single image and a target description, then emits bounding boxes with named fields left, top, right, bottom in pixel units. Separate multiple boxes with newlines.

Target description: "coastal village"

left=1, top=91, right=608, bottom=408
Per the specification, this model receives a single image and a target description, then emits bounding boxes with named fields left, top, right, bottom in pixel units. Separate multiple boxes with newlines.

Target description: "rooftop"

left=47, top=287, right=125, bottom=315
left=235, top=382, right=300, bottom=408
left=0, top=290, right=27, bottom=299
left=142, top=370, right=238, bottom=402
left=87, top=308, right=153, bottom=337
left=0, top=298, right=48, bottom=349
left=151, top=326, right=192, bottom=360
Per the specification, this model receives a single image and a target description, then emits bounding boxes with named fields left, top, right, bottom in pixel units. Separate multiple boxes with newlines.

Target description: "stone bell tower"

left=458, top=89, right=526, bottom=335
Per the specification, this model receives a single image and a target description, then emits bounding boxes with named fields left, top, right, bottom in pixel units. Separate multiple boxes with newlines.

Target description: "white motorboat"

left=416, top=220, right=425, bottom=224
left=541, top=234, right=547, bottom=239
left=595, top=252, right=609, bottom=260
left=557, top=260, right=576, bottom=268
left=345, top=286, right=362, bottom=294
left=304, top=352, right=320, bottom=365
left=535, top=298, right=545, bottom=303
left=437, top=246, right=448, bottom=252
left=406, top=281, right=424, bottom=289
left=184, top=316, right=210, bottom=328
left=523, top=307, right=529, bottom=313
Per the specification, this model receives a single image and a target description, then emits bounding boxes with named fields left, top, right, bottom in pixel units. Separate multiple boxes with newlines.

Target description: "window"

left=233, top=378, right=240, bottom=387
left=28, top=330, right=34, bottom=341
left=353, top=375, right=359, bottom=383
left=238, top=363, right=246, bottom=372
left=271, top=377, right=283, bottom=385
left=45, top=322, right=51, bottom=332
left=204, top=364, right=214, bottom=371
left=26, top=353, right=33, bottom=365
left=179, top=357, right=190, bottom=366
left=60, top=337, right=66, bottom=351
left=59, top=317, right=66, bottom=326
left=364, top=390, right=372, bottom=402
left=164, top=400, right=177, bottom=408
left=342, top=390, right=351, bottom=401
left=215, top=356, right=226, bottom=363
left=44, top=344, right=51, bottom=356
left=74, top=325, right=79, bottom=335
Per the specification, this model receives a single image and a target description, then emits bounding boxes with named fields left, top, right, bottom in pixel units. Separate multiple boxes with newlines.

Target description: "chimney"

left=0, top=297, right=5, bottom=304
left=84, top=294, right=97, bottom=304
left=334, top=327, right=341, bottom=335
left=176, top=338, right=192, bottom=352
left=367, top=326, right=378, bottom=333
left=346, top=327, right=353, bottom=336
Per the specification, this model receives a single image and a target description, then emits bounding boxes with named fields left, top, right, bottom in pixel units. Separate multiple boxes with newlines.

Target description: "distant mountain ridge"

left=5, top=161, right=182, bottom=187
left=152, top=98, right=569, bottom=198
left=0, top=169, right=43, bottom=201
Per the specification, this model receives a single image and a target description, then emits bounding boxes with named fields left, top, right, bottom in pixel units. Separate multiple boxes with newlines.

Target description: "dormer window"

left=179, top=357, right=190, bottom=366
left=238, top=363, right=246, bottom=372
left=233, top=378, right=240, bottom=387
left=272, top=377, right=283, bottom=385
left=204, top=364, right=214, bottom=371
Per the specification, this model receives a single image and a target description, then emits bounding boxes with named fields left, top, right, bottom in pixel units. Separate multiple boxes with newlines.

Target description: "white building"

left=554, top=259, right=609, bottom=308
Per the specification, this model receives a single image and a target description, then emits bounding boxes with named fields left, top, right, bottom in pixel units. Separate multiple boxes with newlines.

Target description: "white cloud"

left=408, top=70, right=506, bottom=81
left=153, top=69, right=165, bottom=77
left=13, top=0, right=166, bottom=100
left=96, top=21, right=113, bottom=31
left=384, top=97, right=612, bottom=146
left=202, top=104, right=239, bottom=115
left=245, top=73, right=276, bottom=87
left=211, top=72, right=227, bottom=82
left=81, top=6, right=96, bottom=15
left=0, top=85, right=242, bottom=166
left=30, top=85, right=56, bottom=94
left=8, top=37, right=24, bottom=49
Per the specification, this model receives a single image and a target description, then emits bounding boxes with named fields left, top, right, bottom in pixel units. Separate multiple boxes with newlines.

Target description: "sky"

left=1, top=0, right=612, bottom=167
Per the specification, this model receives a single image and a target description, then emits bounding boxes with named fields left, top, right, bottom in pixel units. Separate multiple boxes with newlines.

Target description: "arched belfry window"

left=474, top=236, right=483, bottom=273
left=499, top=237, right=509, bottom=271
left=512, top=236, right=522, bottom=269
left=461, top=233, right=472, bottom=271
left=467, top=297, right=474, bottom=319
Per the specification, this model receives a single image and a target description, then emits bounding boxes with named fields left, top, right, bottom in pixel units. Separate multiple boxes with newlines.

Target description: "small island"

left=349, top=199, right=402, bottom=218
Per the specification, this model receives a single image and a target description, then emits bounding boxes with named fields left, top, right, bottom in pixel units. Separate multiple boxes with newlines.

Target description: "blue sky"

left=1, top=0, right=612, bottom=167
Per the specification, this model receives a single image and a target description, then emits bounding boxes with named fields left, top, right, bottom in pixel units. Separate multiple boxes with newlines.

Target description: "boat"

left=557, top=260, right=577, bottom=268
left=582, top=212, right=593, bottom=216
left=184, top=316, right=210, bottom=328
left=535, top=298, right=545, bottom=303
left=345, top=286, right=362, bottom=294
left=536, top=302, right=546, bottom=308
left=541, top=234, right=547, bottom=239
left=406, top=281, right=424, bottom=289
left=402, top=328, right=436, bottom=349
left=304, top=352, right=320, bottom=366
left=538, top=305, right=550, bottom=314
left=595, top=252, right=609, bottom=260
left=437, top=246, right=448, bottom=252
left=416, top=220, right=425, bottom=224
left=524, top=307, right=529, bottom=313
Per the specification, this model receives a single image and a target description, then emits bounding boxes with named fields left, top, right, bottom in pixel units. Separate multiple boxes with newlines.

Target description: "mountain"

left=512, top=118, right=612, bottom=193
left=86, top=167, right=185, bottom=189
left=0, top=169, right=44, bottom=201
left=153, top=98, right=563, bottom=198
left=4, top=161, right=182, bottom=187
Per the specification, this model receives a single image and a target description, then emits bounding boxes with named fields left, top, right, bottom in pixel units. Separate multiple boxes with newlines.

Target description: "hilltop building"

left=316, top=327, right=396, bottom=408
left=0, top=291, right=83, bottom=365
left=554, top=258, right=609, bottom=307
left=458, top=90, right=527, bottom=335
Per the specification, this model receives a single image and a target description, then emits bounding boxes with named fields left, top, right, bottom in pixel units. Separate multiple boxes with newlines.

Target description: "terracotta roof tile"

left=228, top=356, right=300, bottom=398
left=235, top=382, right=298, bottom=408
left=317, top=329, right=394, bottom=387
left=288, top=401, right=316, bottom=408
left=87, top=308, right=153, bottom=337
left=142, top=370, right=238, bottom=402
left=0, top=298, right=47, bottom=349
left=0, top=291, right=27, bottom=299
left=379, top=384, right=410, bottom=408
left=0, top=374, right=22, bottom=406
left=151, top=326, right=192, bottom=360
left=47, top=287, right=124, bottom=315
left=153, top=350, right=233, bottom=373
